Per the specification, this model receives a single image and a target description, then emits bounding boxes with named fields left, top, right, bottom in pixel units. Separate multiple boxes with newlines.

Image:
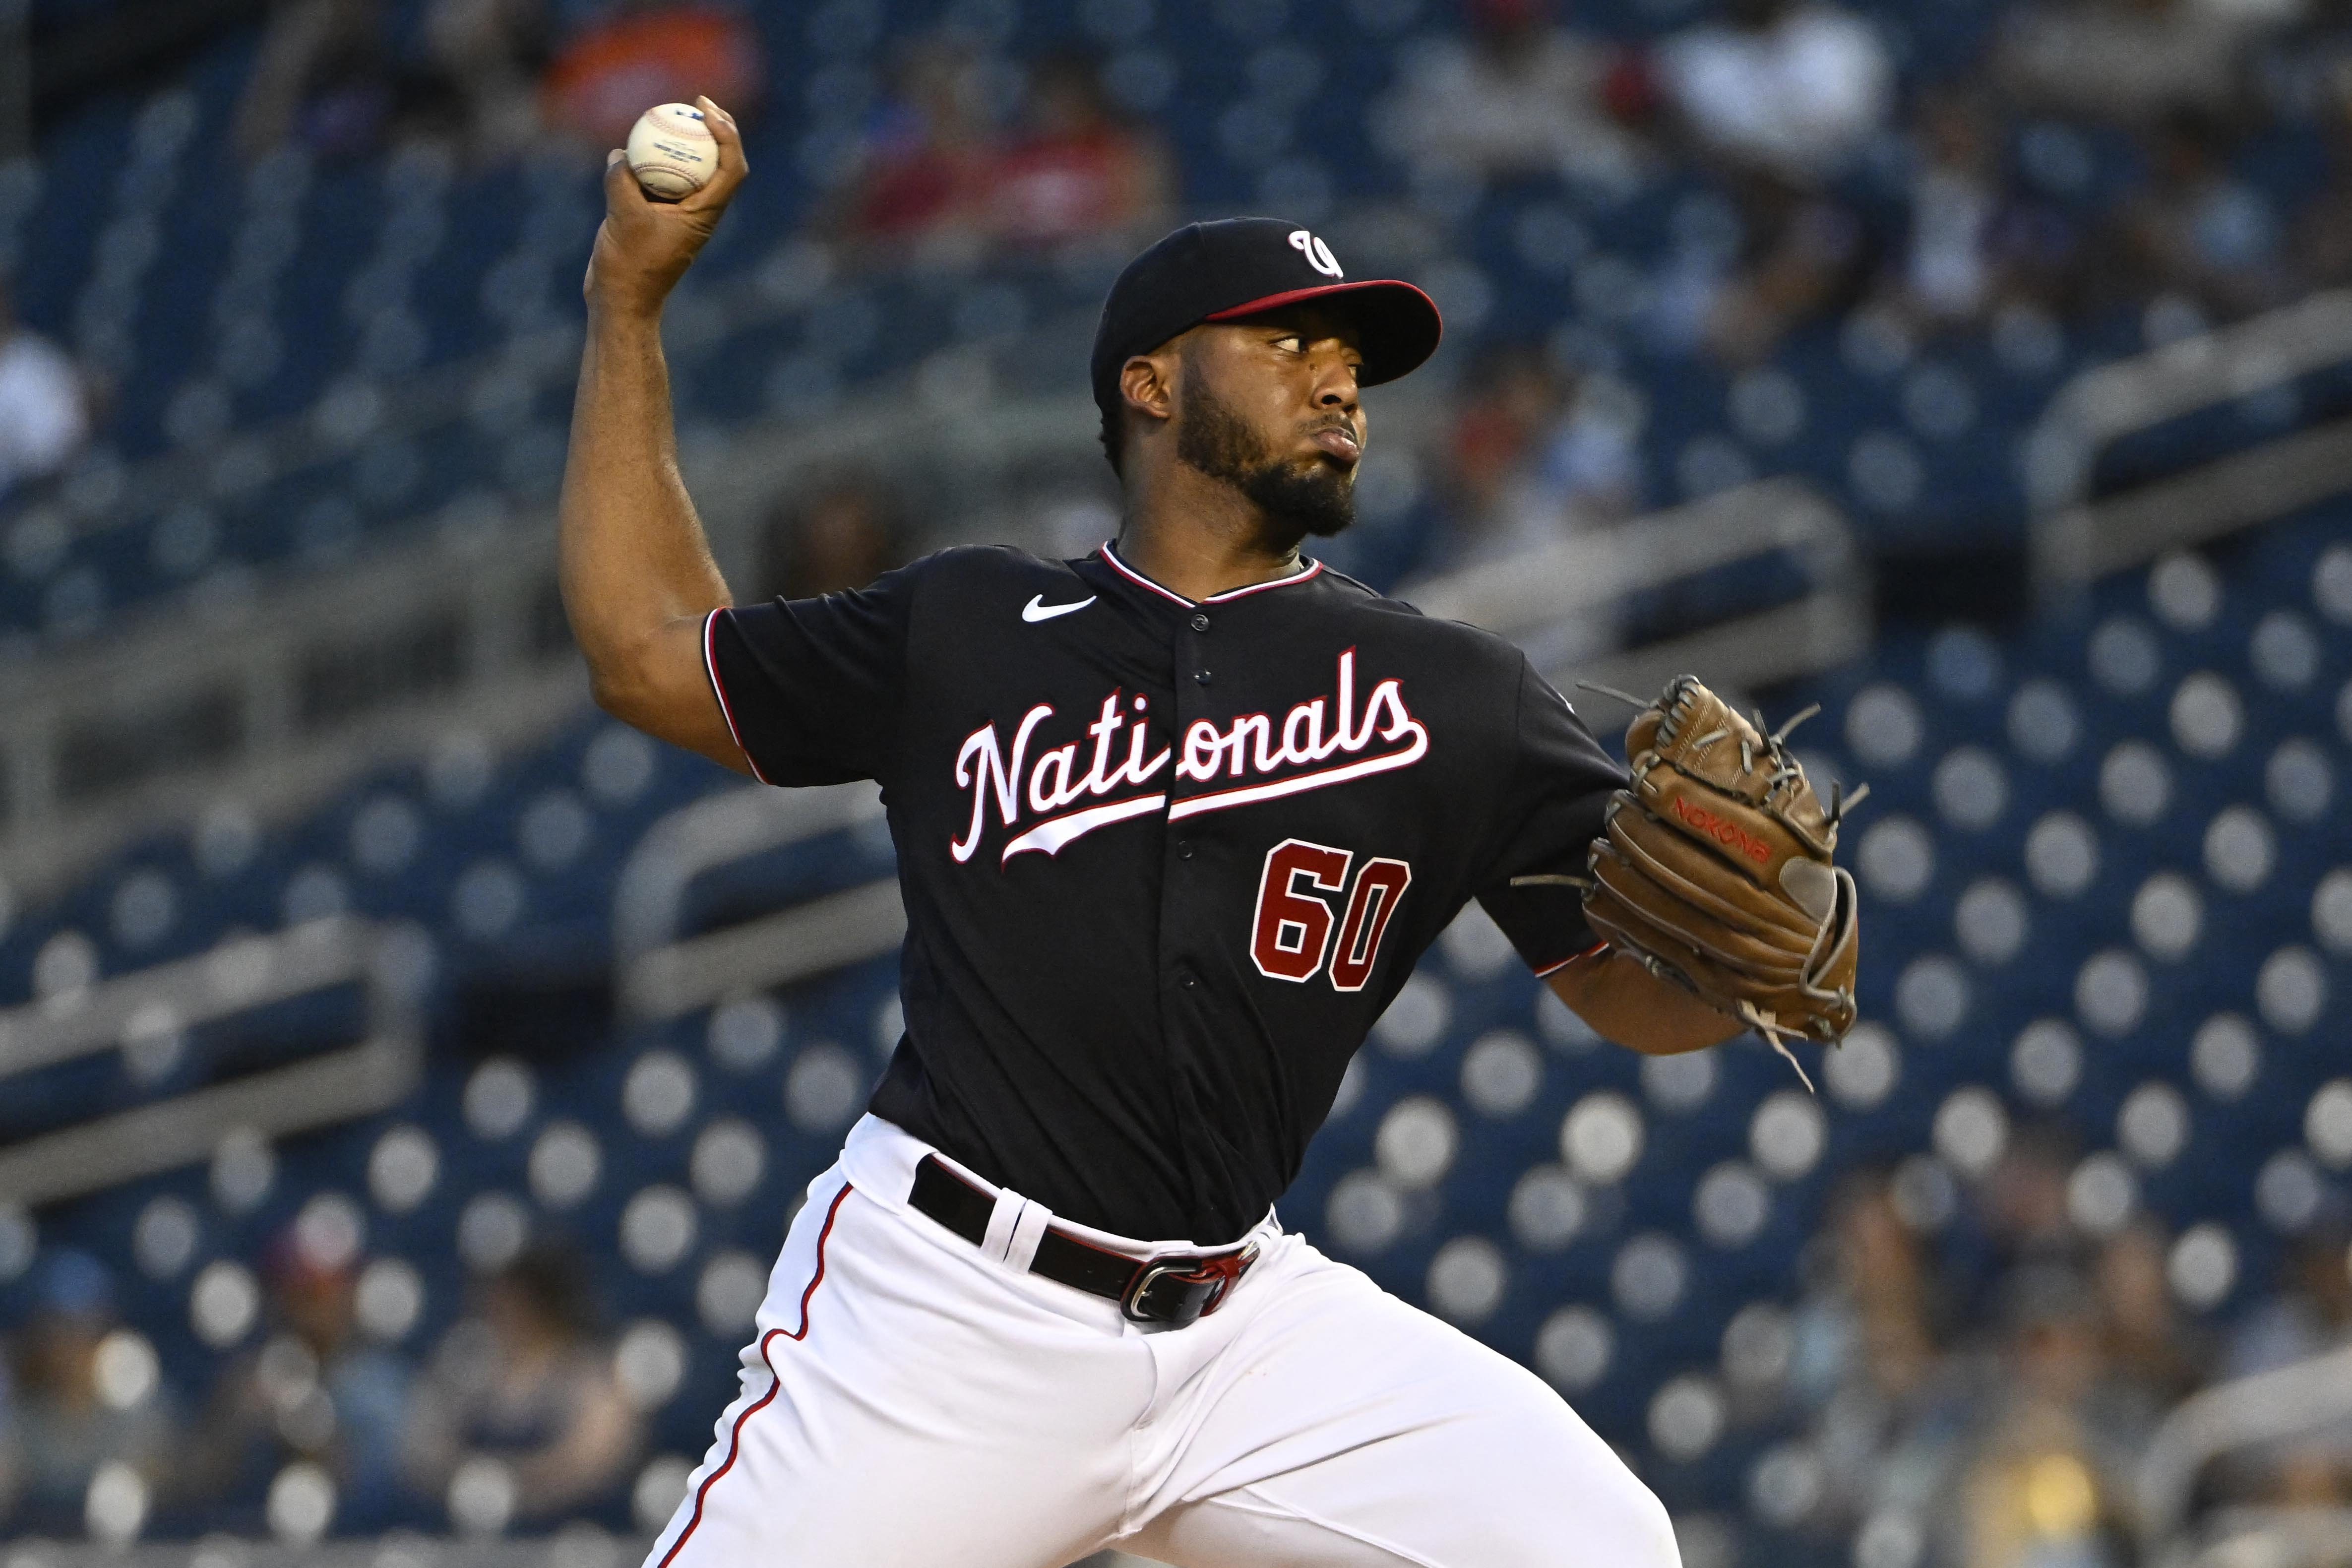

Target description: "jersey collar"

left=1094, top=542, right=1325, bottom=607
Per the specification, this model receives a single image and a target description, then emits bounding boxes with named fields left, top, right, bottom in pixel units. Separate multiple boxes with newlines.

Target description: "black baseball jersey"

left=704, top=543, right=1627, bottom=1244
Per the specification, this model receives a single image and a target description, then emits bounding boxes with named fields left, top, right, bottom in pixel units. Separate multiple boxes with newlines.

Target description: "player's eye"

left=1271, top=334, right=1302, bottom=353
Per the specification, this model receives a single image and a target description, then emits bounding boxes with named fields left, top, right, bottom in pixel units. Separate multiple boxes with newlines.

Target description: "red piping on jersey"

left=1096, top=543, right=1324, bottom=606
left=702, top=609, right=772, bottom=786
left=654, top=1180, right=853, bottom=1568
left=1207, top=560, right=1326, bottom=601
left=1098, top=543, right=1191, bottom=604
left=1534, top=940, right=1611, bottom=979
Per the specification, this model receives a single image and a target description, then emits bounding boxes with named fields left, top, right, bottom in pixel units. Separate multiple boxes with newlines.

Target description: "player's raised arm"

left=557, top=96, right=752, bottom=773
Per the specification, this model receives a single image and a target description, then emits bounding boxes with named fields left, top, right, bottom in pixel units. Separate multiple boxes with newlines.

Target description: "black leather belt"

left=908, top=1155, right=1257, bottom=1328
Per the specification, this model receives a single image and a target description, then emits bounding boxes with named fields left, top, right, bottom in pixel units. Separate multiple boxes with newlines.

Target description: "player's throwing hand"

left=583, top=95, right=748, bottom=318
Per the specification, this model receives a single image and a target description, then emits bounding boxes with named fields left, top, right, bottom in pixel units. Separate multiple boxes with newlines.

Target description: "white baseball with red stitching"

left=626, top=103, right=716, bottom=201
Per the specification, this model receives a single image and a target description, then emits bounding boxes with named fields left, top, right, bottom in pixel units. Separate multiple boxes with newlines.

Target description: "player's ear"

left=1119, top=350, right=1177, bottom=429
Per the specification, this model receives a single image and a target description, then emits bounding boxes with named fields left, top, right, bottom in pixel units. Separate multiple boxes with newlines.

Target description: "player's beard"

left=1176, top=380, right=1358, bottom=539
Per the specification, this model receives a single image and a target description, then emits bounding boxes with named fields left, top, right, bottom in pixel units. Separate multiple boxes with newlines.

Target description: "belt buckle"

left=1119, top=1242, right=1259, bottom=1328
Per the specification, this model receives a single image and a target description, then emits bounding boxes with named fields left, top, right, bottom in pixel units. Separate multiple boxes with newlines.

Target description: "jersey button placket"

left=1166, top=617, right=1218, bottom=1015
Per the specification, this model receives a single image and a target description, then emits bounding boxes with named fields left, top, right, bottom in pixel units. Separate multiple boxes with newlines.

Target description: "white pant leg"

left=1118, top=1235, right=1679, bottom=1568
left=1132, top=1494, right=1431, bottom=1567
left=643, top=1163, right=1157, bottom=1568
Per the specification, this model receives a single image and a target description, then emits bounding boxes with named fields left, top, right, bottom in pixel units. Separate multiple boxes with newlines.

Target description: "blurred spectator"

left=1890, top=90, right=2088, bottom=327
left=0, top=1252, right=177, bottom=1536
left=1434, top=344, right=1566, bottom=568
left=1898, top=92, right=2005, bottom=324
left=401, top=1241, right=640, bottom=1527
left=757, top=477, right=909, bottom=601
left=2096, top=1223, right=2204, bottom=1406
left=829, top=37, right=1000, bottom=262
left=1978, top=1124, right=2086, bottom=1285
left=1424, top=344, right=1642, bottom=575
left=1377, top=0, right=1655, bottom=194
left=1694, top=181, right=1873, bottom=362
left=0, top=278, right=89, bottom=496
left=1957, top=1265, right=2153, bottom=1568
left=2107, top=112, right=2291, bottom=319
left=1789, top=1176, right=1971, bottom=1541
left=980, top=54, right=1175, bottom=252
left=1648, top=0, right=1886, bottom=361
left=0, top=1345, right=15, bottom=1522
left=183, top=1222, right=413, bottom=1531
left=239, top=0, right=557, bottom=161
left=1996, top=0, right=2270, bottom=127
left=422, top=0, right=557, bottom=161
left=235, top=0, right=398, bottom=160
left=1656, top=0, right=1892, bottom=185
left=2221, top=1227, right=2352, bottom=1502
left=2291, top=53, right=2352, bottom=288
left=1793, top=1178, right=1944, bottom=1409
left=543, top=0, right=763, bottom=150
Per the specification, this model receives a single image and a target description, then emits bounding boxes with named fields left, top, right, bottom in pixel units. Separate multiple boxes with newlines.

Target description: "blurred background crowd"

left=1, top=1233, right=642, bottom=1539
left=0, top=0, right=2348, bottom=1564
left=0, top=0, right=2349, bottom=602
left=8, top=1129, right=2352, bottom=1558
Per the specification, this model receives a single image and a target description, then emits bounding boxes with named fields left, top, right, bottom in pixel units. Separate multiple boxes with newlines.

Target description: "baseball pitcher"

left=560, top=97, right=1858, bottom=1568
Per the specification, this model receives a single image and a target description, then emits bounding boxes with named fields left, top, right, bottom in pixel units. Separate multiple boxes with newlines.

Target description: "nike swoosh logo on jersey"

left=1022, top=594, right=1096, bottom=623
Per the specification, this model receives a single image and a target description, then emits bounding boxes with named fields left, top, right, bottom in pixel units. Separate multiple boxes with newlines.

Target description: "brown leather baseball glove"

left=1580, top=675, right=1863, bottom=1078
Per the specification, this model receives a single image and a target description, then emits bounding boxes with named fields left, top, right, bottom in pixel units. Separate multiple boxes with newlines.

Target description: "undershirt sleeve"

left=1473, top=655, right=1630, bottom=976
left=703, top=560, right=919, bottom=786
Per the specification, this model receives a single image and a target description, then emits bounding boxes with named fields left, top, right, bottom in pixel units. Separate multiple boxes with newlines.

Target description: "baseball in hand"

left=625, top=103, right=717, bottom=201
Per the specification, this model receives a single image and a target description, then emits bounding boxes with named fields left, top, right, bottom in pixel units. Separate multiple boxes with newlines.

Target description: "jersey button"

left=1190, top=613, right=1210, bottom=633
left=1176, top=840, right=1194, bottom=860
left=1194, top=670, right=1212, bottom=686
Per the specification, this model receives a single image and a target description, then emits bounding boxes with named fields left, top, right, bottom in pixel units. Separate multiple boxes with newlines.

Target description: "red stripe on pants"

left=656, top=1181, right=854, bottom=1568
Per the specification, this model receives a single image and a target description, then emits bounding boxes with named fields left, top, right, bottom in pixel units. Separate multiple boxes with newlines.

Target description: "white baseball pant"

left=644, top=1115, right=1679, bottom=1568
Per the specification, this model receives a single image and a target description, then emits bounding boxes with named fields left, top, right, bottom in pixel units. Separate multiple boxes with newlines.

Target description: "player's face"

left=1175, top=306, right=1366, bottom=540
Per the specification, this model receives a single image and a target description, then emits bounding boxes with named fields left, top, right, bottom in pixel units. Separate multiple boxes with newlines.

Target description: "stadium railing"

left=0, top=912, right=423, bottom=1205
left=613, top=779, right=897, bottom=1022
left=2137, top=1340, right=2352, bottom=1554
left=2028, top=288, right=2352, bottom=591
left=1409, top=474, right=1866, bottom=705
left=2150, top=1509, right=2352, bottom=1568
left=0, top=360, right=1109, bottom=908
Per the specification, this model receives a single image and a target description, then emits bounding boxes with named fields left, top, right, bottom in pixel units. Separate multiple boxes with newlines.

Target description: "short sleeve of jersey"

left=704, top=562, right=918, bottom=786
left=1473, top=656, right=1629, bottom=976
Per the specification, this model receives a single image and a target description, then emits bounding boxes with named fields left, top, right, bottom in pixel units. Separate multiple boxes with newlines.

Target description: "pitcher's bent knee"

left=1565, top=1449, right=1679, bottom=1568
left=1485, top=1385, right=1680, bottom=1568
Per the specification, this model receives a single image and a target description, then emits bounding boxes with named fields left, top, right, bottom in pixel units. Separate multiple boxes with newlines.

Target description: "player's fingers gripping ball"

left=1580, top=675, right=1863, bottom=1073
left=626, top=102, right=717, bottom=200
